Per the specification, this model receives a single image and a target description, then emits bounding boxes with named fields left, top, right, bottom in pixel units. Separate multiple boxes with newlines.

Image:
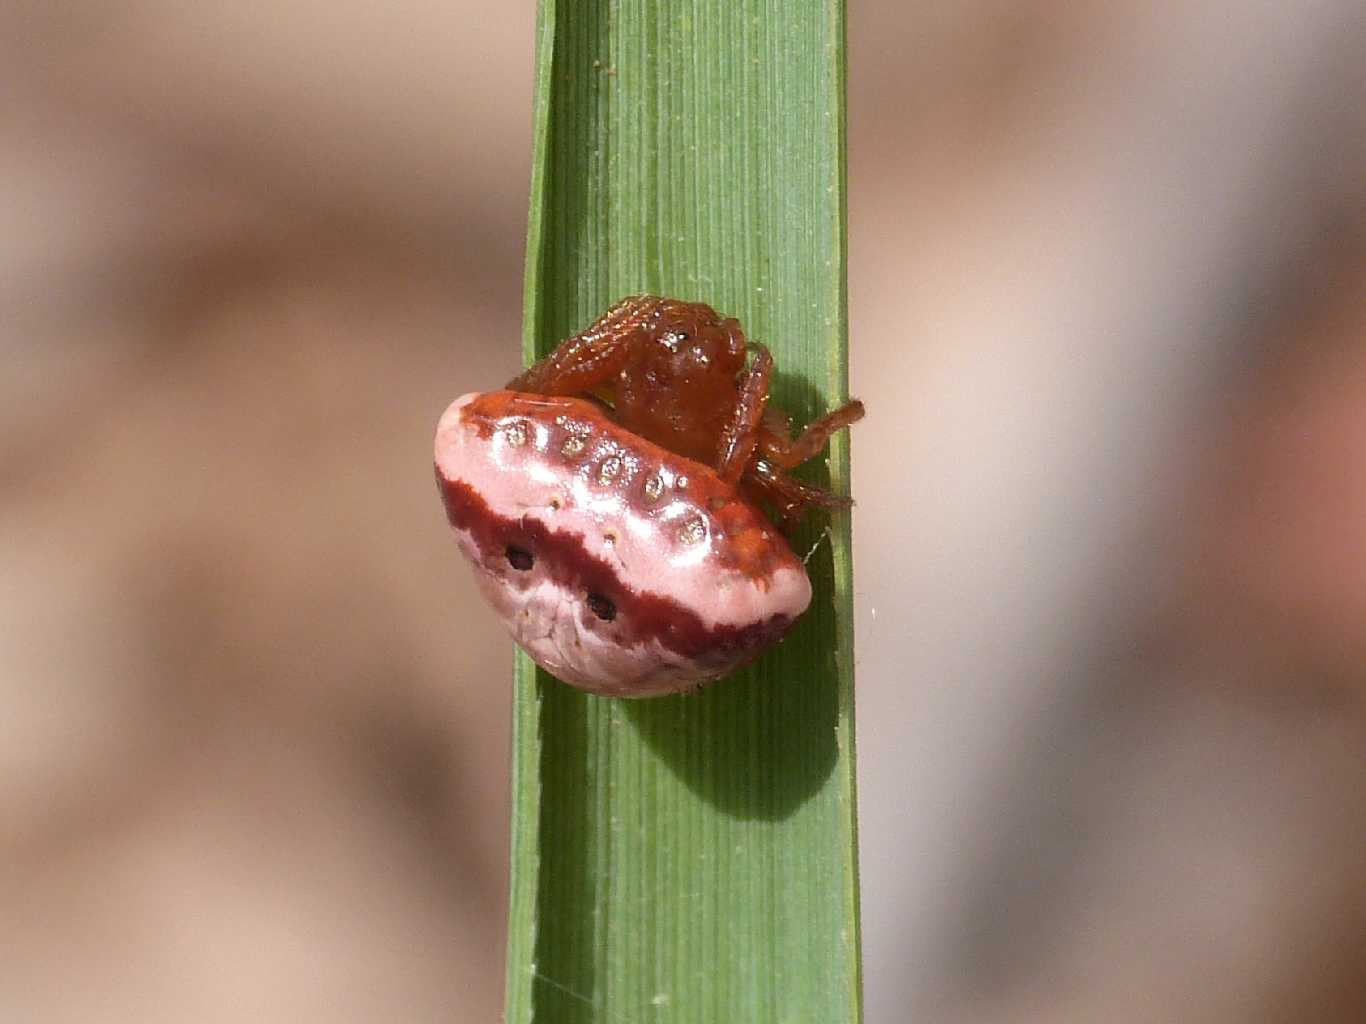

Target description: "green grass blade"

left=507, top=2, right=860, bottom=1021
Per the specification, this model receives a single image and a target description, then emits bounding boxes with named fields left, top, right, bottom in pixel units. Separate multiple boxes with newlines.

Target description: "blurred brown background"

left=3, top=2, right=1365, bottom=1022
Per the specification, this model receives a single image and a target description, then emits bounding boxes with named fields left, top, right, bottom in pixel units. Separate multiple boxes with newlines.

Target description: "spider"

left=433, top=295, right=864, bottom=695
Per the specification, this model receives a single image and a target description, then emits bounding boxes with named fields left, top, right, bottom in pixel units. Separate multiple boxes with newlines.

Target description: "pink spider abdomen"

left=433, top=390, right=812, bottom=697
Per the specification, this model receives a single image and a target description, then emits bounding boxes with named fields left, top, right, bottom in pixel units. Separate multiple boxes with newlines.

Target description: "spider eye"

left=505, top=545, right=534, bottom=571
left=586, top=592, right=617, bottom=621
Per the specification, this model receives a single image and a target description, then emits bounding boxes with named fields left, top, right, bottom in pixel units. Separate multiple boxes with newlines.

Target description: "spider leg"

left=745, top=457, right=851, bottom=533
left=507, top=295, right=664, bottom=395
left=758, top=398, right=865, bottom=469
left=715, top=342, right=774, bottom=485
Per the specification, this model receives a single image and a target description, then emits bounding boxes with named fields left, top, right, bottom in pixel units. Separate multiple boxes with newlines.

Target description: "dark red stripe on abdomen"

left=436, top=470, right=793, bottom=668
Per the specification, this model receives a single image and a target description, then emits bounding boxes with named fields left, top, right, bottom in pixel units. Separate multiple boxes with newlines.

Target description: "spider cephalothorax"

left=510, top=295, right=864, bottom=530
